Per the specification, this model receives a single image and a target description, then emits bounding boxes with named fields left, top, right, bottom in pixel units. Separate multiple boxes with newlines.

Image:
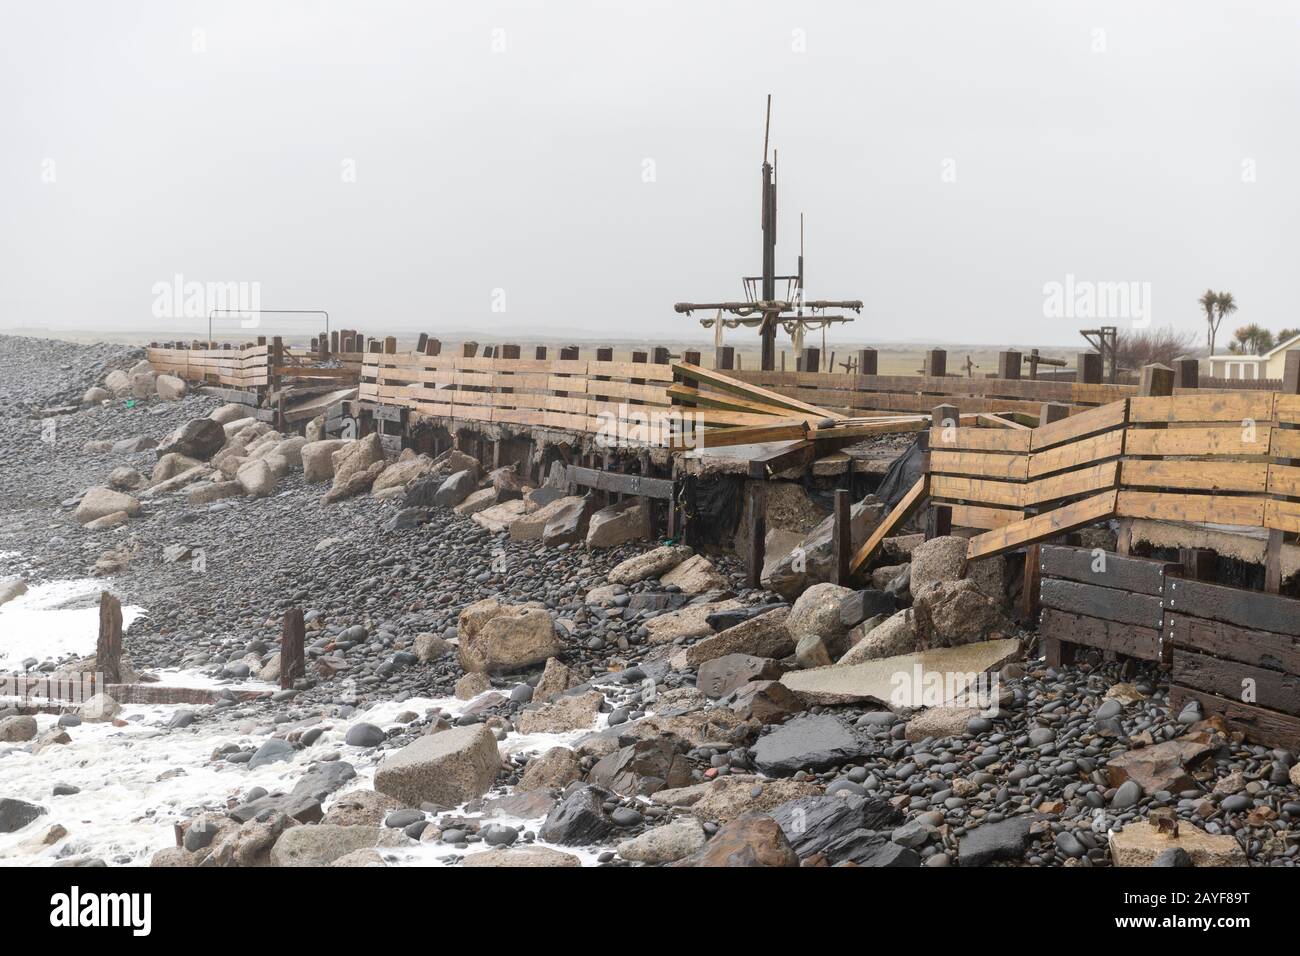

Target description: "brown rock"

left=676, top=813, right=799, bottom=867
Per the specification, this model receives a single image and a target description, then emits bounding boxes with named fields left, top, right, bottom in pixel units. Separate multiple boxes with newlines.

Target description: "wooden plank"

left=1121, top=459, right=1268, bottom=494
left=1038, top=607, right=1162, bottom=661
left=1265, top=498, right=1300, bottom=534
left=1023, top=461, right=1118, bottom=506
left=1029, top=400, right=1128, bottom=451
left=928, top=427, right=1031, bottom=452
left=1116, top=490, right=1265, bottom=527
left=691, top=422, right=808, bottom=449
left=1173, top=650, right=1300, bottom=716
left=1124, top=425, right=1271, bottom=458
left=673, top=362, right=842, bottom=420
left=949, top=504, right=1024, bottom=529
left=1269, top=427, right=1300, bottom=460
left=966, top=490, right=1117, bottom=561
left=1163, top=577, right=1300, bottom=636
left=849, top=476, right=928, bottom=574
left=1039, top=578, right=1165, bottom=629
left=1266, top=463, right=1300, bottom=497
left=928, top=451, right=1030, bottom=480
left=1164, top=612, right=1300, bottom=674
left=566, top=465, right=674, bottom=500
left=1170, top=685, right=1300, bottom=750
left=1129, top=392, right=1274, bottom=424
left=1040, top=544, right=1174, bottom=595
left=1027, top=428, right=1124, bottom=478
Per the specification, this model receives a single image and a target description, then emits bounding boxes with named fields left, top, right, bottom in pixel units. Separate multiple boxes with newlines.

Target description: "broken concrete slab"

left=751, top=714, right=863, bottom=776
left=644, top=598, right=742, bottom=644
left=471, top=499, right=527, bottom=532
left=1109, top=821, right=1248, bottom=867
left=779, top=638, right=1021, bottom=707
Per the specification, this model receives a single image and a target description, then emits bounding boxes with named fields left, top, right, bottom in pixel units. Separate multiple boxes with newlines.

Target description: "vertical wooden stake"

left=97, top=591, right=123, bottom=685
left=281, top=608, right=305, bottom=689
left=832, top=489, right=852, bottom=585
left=745, top=482, right=767, bottom=589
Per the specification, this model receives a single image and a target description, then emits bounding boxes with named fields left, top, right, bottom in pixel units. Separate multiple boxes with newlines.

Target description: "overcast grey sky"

left=2, top=1, right=1296, bottom=347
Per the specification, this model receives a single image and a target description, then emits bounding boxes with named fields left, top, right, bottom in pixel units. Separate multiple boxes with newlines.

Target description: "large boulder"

left=152, top=452, right=201, bottom=484
left=372, top=452, right=434, bottom=493
left=74, top=487, right=141, bottom=525
left=0, top=798, right=47, bottom=834
left=765, top=498, right=887, bottom=600
left=675, top=606, right=794, bottom=668
left=269, top=825, right=400, bottom=867
left=586, top=738, right=692, bottom=797
left=326, top=433, right=384, bottom=495
left=155, top=374, right=187, bottom=401
left=541, top=494, right=597, bottom=547
left=585, top=499, right=651, bottom=549
left=516, top=746, right=583, bottom=792
left=301, top=439, right=350, bottom=483
left=372, top=724, right=501, bottom=806
left=836, top=609, right=921, bottom=665
left=236, top=458, right=276, bottom=498
left=617, top=816, right=707, bottom=864
left=209, top=403, right=247, bottom=424
left=108, top=466, right=144, bottom=491
left=488, top=465, right=529, bottom=500
left=510, top=495, right=585, bottom=542
left=912, top=579, right=1013, bottom=648
left=538, top=786, right=617, bottom=845
left=158, top=418, right=226, bottom=460
left=463, top=846, right=582, bottom=867
left=676, top=813, right=799, bottom=867
left=103, top=369, right=131, bottom=396
left=434, top=470, right=479, bottom=508
left=516, top=690, right=605, bottom=734
left=786, top=582, right=856, bottom=657
left=910, top=536, right=969, bottom=592
left=751, top=714, right=863, bottom=776
left=456, top=599, right=565, bottom=674
left=608, top=545, right=693, bottom=585
left=661, top=554, right=728, bottom=594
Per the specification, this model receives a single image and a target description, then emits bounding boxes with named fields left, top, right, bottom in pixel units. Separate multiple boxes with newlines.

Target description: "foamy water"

left=0, top=574, right=610, bottom=867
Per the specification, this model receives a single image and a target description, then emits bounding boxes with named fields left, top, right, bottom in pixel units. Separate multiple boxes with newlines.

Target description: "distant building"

left=1204, top=333, right=1300, bottom=381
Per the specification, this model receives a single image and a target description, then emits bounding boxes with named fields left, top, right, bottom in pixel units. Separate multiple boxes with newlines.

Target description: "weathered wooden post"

left=280, top=608, right=305, bottom=690
left=856, top=348, right=877, bottom=376
left=97, top=591, right=123, bottom=686
left=1077, top=351, right=1103, bottom=385
left=997, top=350, right=1022, bottom=380
left=745, top=482, right=767, bottom=589
left=923, top=349, right=947, bottom=378
left=927, top=403, right=958, bottom=538
left=799, top=347, right=820, bottom=373
left=425, top=337, right=441, bottom=356
left=715, top=346, right=735, bottom=371
left=831, top=489, right=852, bottom=585
left=1173, top=357, right=1199, bottom=389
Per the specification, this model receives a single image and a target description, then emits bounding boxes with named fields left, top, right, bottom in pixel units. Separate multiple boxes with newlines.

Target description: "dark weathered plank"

left=1164, top=613, right=1300, bottom=674
left=1038, top=579, right=1164, bottom=629
left=1038, top=607, right=1162, bottom=661
left=1039, top=545, right=1174, bottom=596
left=1170, top=685, right=1300, bottom=751
left=1162, top=578, right=1300, bottom=636
left=566, top=465, right=674, bottom=500
left=1172, top=650, right=1300, bottom=716
left=96, top=592, right=123, bottom=685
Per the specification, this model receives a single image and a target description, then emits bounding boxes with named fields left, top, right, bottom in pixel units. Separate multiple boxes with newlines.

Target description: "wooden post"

left=1039, top=401, right=1070, bottom=426
left=799, top=347, right=820, bottom=373
left=97, top=592, right=123, bottom=685
left=923, top=349, right=947, bottom=378
left=501, top=343, right=521, bottom=360
left=1078, top=351, right=1103, bottom=384
left=927, top=403, right=957, bottom=538
left=1028, top=348, right=1040, bottom=380
left=997, top=350, right=1021, bottom=380
left=426, top=337, right=441, bottom=356
left=831, top=489, right=852, bottom=585
left=1173, top=357, right=1199, bottom=389
left=462, top=341, right=479, bottom=358
left=745, top=482, right=767, bottom=589
left=715, top=346, right=735, bottom=371
left=534, top=345, right=547, bottom=360
left=1139, top=363, right=1175, bottom=397
left=856, top=348, right=877, bottom=376
left=652, top=346, right=670, bottom=364
left=280, top=608, right=305, bottom=689
left=415, top=332, right=428, bottom=353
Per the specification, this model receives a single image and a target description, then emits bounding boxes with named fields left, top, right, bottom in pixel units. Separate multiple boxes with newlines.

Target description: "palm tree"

left=1215, top=292, right=1238, bottom=354
left=1232, top=323, right=1272, bottom=355
left=1277, top=327, right=1300, bottom=345
left=1200, top=289, right=1221, bottom=354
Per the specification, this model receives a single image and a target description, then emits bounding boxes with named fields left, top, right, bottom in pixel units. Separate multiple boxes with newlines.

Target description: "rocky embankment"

left=0, top=334, right=1298, bottom=868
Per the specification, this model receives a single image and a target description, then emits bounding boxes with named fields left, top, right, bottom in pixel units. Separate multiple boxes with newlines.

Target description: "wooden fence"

left=147, top=344, right=271, bottom=389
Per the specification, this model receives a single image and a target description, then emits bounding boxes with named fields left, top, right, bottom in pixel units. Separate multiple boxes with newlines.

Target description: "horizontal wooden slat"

left=1170, top=686, right=1300, bottom=751
left=1039, top=578, right=1164, bottom=629
left=1039, top=545, right=1174, bottom=595
left=1124, top=425, right=1270, bottom=458
left=1128, top=393, right=1274, bottom=424
left=1164, top=612, right=1300, bottom=673
left=1028, top=428, right=1124, bottom=478
left=966, top=490, right=1117, bottom=560
left=929, top=451, right=1029, bottom=480
left=1116, top=490, right=1264, bottom=526
left=1039, top=607, right=1162, bottom=661
left=1163, top=577, right=1300, bottom=636
left=1121, top=459, right=1268, bottom=494
left=928, top=427, right=1031, bottom=452
left=1029, top=401, right=1128, bottom=451
left=949, top=504, right=1024, bottom=529
left=1173, top=649, right=1300, bottom=716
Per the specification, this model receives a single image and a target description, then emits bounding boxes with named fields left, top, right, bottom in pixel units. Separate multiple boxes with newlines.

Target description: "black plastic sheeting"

left=680, top=474, right=746, bottom=550
left=875, top=431, right=929, bottom=509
